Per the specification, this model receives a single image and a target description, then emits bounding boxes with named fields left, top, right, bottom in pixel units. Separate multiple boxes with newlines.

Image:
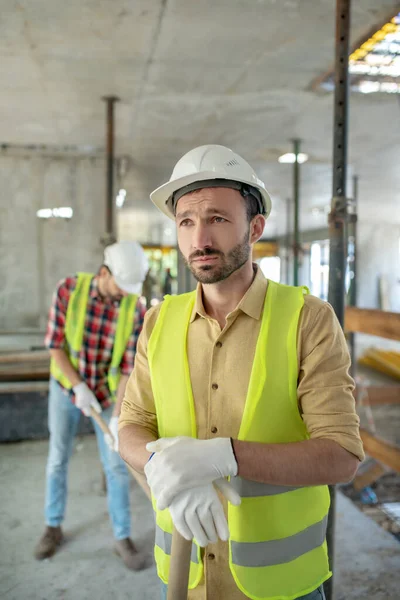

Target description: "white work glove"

left=72, top=382, right=102, bottom=417
left=170, top=479, right=241, bottom=548
left=145, top=437, right=238, bottom=511
left=104, top=416, right=119, bottom=452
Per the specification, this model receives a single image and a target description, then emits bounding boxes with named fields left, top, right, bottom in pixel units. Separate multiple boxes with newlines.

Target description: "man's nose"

left=192, top=222, right=212, bottom=250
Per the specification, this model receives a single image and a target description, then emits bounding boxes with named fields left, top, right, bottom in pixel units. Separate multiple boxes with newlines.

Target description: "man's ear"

left=250, top=214, right=266, bottom=244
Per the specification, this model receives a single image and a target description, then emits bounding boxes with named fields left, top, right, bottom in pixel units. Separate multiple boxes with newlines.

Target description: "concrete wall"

left=1, top=152, right=398, bottom=333
left=0, top=154, right=105, bottom=332
left=357, top=221, right=400, bottom=312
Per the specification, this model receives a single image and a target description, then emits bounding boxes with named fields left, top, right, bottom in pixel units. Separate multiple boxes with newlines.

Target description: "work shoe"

left=114, top=538, right=148, bottom=571
left=34, top=526, right=63, bottom=560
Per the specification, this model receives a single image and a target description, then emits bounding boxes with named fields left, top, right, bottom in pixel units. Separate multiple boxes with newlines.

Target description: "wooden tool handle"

left=89, top=412, right=190, bottom=598
left=89, top=407, right=114, bottom=442
left=167, top=529, right=192, bottom=600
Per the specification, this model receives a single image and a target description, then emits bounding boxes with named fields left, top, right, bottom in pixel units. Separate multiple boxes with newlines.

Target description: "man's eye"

left=179, top=219, right=192, bottom=227
left=214, top=217, right=226, bottom=223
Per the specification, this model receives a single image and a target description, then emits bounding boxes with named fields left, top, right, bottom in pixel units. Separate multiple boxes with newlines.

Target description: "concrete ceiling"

left=2, top=0, right=400, bottom=243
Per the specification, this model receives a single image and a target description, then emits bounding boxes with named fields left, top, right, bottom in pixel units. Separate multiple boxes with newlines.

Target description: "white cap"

left=103, top=241, right=149, bottom=295
left=150, top=144, right=272, bottom=221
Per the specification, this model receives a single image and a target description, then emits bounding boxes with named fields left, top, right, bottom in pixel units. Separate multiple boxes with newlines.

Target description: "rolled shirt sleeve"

left=44, top=277, right=75, bottom=349
left=298, top=295, right=365, bottom=462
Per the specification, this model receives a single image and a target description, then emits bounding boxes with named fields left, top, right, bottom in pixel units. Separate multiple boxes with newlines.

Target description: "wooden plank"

left=0, top=365, right=50, bottom=382
left=345, top=307, right=400, bottom=340
left=0, top=362, right=49, bottom=373
left=356, top=385, right=400, bottom=406
left=253, top=241, right=279, bottom=259
left=353, top=462, right=387, bottom=491
left=0, top=351, right=51, bottom=384
left=360, top=428, right=400, bottom=472
left=0, top=350, right=49, bottom=364
left=358, top=355, right=400, bottom=381
left=360, top=350, right=400, bottom=380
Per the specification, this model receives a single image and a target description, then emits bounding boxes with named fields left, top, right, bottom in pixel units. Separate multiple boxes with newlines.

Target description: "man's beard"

left=185, top=231, right=251, bottom=284
left=104, top=284, right=123, bottom=303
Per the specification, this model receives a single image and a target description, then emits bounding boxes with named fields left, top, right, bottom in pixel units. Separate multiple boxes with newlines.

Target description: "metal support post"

left=325, top=1, right=351, bottom=599
left=292, top=139, right=301, bottom=286
left=102, top=96, right=120, bottom=246
left=285, top=197, right=291, bottom=285
left=348, top=175, right=358, bottom=372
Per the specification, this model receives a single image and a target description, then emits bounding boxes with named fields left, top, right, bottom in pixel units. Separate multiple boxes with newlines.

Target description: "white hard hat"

left=150, top=144, right=272, bottom=221
left=104, top=241, right=149, bottom=295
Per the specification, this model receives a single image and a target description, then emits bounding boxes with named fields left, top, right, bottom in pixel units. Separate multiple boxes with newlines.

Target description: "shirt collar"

left=189, top=264, right=268, bottom=323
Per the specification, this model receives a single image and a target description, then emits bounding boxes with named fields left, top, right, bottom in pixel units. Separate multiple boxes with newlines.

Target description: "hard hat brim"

left=150, top=171, right=272, bottom=221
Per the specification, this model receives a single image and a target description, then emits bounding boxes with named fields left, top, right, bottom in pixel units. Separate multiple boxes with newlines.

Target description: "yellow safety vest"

left=50, top=272, right=138, bottom=399
left=147, top=280, right=331, bottom=600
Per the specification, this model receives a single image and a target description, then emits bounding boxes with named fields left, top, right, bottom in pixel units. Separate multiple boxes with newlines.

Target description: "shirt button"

left=212, top=383, right=218, bottom=390
left=208, top=553, right=215, bottom=560
left=216, top=341, right=222, bottom=348
left=211, top=426, right=218, bottom=434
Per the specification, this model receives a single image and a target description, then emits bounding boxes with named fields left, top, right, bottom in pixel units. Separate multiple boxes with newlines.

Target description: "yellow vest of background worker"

left=148, top=280, right=331, bottom=600
left=50, top=272, right=138, bottom=399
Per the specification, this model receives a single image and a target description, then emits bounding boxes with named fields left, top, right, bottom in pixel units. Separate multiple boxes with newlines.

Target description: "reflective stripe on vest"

left=50, top=273, right=138, bottom=398
left=109, top=290, right=138, bottom=394
left=155, top=524, right=199, bottom=564
left=148, top=280, right=331, bottom=599
left=231, top=516, right=328, bottom=568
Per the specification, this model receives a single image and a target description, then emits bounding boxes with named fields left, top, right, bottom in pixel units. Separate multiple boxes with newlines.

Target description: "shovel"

left=90, top=410, right=192, bottom=597
left=90, top=406, right=115, bottom=441
left=167, top=529, right=192, bottom=600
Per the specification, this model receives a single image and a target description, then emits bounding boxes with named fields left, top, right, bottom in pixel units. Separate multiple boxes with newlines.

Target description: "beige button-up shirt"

left=120, top=266, right=364, bottom=599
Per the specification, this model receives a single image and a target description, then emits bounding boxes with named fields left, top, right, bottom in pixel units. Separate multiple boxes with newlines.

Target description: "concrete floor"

left=0, top=436, right=159, bottom=600
left=0, top=437, right=399, bottom=600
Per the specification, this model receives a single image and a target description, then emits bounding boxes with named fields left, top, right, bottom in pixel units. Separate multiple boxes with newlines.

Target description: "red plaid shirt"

left=45, top=275, right=146, bottom=408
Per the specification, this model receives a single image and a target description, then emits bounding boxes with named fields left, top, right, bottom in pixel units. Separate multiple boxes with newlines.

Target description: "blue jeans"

left=45, top=378, right=131, bottom=540
left=160, top=583, right=326, bottom=599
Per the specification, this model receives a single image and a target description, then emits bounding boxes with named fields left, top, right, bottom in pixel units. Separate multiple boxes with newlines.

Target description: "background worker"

left=35, top=241, right=149, bottom=571
left=118, top=145, right=365, bottom=599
